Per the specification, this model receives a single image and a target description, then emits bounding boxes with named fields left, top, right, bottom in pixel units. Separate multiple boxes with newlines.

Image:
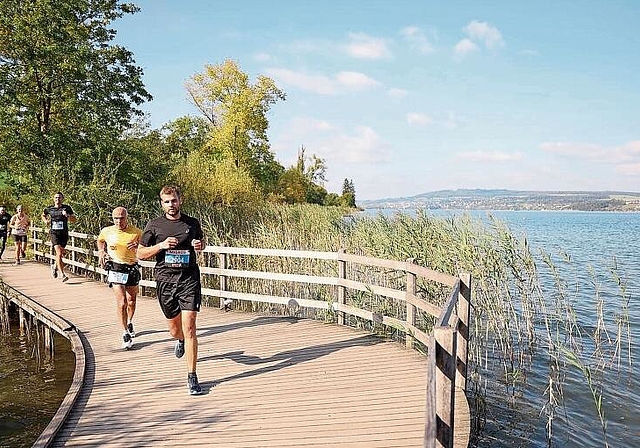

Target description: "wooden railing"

left=28, top=226, right=471, bottom=448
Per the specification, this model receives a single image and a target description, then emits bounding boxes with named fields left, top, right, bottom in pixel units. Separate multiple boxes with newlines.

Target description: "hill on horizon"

left=358, top=189, right=640, bottom=212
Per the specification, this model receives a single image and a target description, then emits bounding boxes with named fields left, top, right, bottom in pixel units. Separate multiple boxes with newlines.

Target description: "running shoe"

left=122, top=332, right=133, bottom=350
left=51, top=263, right=58, bottom=278
left=61, top=275, right=69, bottom=283
left=14, top=260, right=20, bottom=265
left=127, top=322, right=136, bottom=338
left=175, top=339, right=185, bottom=358
left=21, top=250, right=26, bottom=258
left=188, top=373, right=203, bottom=395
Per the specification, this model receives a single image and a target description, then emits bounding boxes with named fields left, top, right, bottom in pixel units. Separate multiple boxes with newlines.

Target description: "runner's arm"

left=137, top=237, right=178, bottom=260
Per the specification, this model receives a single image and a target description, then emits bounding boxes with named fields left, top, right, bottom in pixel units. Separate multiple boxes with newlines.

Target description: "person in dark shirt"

left=41, top=192, right=76, bottom=282
left=0, top=206, right=11, bottom=259
left=137, top=185, right=205, bottom=395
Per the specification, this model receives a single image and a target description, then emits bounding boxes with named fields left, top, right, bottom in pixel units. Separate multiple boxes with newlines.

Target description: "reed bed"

left=187, top=203, right=632, bottom=447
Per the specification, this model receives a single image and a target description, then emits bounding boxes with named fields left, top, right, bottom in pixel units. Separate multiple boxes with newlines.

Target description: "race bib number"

left=52, top=221, right=64, bottom=230
left=165, top=249, right=190, bottom=268
left=108, top=270, right=129, bottom=284
left=15, top=227, right=26, bottom=236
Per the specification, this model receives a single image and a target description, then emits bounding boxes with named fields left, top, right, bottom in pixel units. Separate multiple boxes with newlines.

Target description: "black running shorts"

left=108, top=262, right=140, bottom=287
left=50, top=230, right=69, bottom=248
left=156, top=277, right=202, bottom=319
left=13, top=235, right=27, bottom=243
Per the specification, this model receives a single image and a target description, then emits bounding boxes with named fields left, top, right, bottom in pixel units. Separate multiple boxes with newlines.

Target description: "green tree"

left=340, top=178, right=356, bottom=207
left=0, top=0, right=151, bottom=188
left=185, top=60, right=286, bottom=193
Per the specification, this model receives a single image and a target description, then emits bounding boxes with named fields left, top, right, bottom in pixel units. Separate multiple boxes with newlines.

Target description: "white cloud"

left=321, top=126, right=392, bottom=164
left=335, top=71, right=379, bottom=90
left=616, top=163, right=640, bottom=176
left=457, top=150, right=524, bottom=162
left=288, top=116, right=334, bottom=132
left=387, top=88, right=409, bottom=99
left=540, top=140, right=640, bottom=164
left=400, top=26, right=434, bottom=54
left=265, top=68, right=335, bottom=94
left=464, top=20, right=504, bottom=50
left=344, top=32, right=390, bottom=59
left=406, top=112, right=432, bottom=127
left=454, top=38, right=478, bottom=56
left=266, top=68, right=379, bottom=95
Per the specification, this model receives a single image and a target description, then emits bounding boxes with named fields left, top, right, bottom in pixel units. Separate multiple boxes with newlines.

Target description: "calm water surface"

left=0, top=312, right=75, bottom=448
left=368, top=209, right=640, bottom=447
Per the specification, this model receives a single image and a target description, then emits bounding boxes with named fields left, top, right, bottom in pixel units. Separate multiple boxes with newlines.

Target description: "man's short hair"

left=55, top=192, right=64, bottom=198
left=159, top=185, right=181, bottom=199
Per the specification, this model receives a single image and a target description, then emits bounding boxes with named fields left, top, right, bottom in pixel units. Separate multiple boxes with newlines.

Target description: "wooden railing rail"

left=27, top=226, right=472, bottom=447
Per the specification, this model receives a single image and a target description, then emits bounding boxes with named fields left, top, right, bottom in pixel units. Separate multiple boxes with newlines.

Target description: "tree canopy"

left=0, top=0, right=151, bottom=188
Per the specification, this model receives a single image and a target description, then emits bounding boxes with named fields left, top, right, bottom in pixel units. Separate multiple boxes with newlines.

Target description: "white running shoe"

left=122, top=332, right=133, bottom=350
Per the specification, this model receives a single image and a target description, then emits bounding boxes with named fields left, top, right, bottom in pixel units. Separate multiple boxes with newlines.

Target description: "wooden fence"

left=28, top=226, right=472, bottom=448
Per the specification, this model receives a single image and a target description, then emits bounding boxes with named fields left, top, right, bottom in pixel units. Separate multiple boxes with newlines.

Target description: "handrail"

left=28, top=225, right=471, bottom=447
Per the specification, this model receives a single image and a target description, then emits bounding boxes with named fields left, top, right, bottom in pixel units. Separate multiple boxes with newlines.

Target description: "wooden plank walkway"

left=1, top=258, right=469, bottom=447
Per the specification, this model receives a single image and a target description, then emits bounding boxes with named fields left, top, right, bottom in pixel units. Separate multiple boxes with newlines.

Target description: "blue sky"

left=114, top=1, right=640, bottom=200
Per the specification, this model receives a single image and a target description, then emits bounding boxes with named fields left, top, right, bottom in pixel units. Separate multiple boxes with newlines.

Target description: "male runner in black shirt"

left=137, top=185, right=205, bottom=395
left=42, top=192, right=76, bottom=282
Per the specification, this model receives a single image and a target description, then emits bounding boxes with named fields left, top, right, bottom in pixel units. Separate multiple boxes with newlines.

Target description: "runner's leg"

left=113, top=284, right=129, bottom=332
left=54, top=245, right=65, bottom=276
left=125, top=285, right=137, bottom=325
left=182, top=310, right=198, bottom=373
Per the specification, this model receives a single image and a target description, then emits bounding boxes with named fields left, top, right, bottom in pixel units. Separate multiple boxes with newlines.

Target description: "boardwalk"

left=1, top=259, right=469, bottom=447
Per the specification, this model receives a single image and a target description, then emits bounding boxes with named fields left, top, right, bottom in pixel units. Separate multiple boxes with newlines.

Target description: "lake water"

left=0, top=311, right=75, bottom=448
left=366, top=209, right=640, bottom=448
left=2, top=210, right=638, bottom=447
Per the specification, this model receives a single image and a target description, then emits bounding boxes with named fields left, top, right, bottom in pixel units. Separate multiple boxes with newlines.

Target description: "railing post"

left=456, top=273, right=471, bottom=391
left=218, top=246, right=227, bottom=310
left=71, top=235, right=77, bottom=274
left=434, top=324, right=457, bottom=448
left=406, top=258, right=416, bottom=350
left=337, top=248, right=346, bottom=326
left=424, top=334, right=437, bottom=448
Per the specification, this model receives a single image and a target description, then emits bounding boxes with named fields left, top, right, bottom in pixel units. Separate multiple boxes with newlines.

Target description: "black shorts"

left=13, top=234, right=27, bottom=243
left=50, top=231, right=68, bottom=248
left=107, top=262, right=140, bottom=287
left=156, top=277, right=201, bottom=319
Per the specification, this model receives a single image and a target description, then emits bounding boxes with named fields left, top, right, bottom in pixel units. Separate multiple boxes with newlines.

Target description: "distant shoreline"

left=358, top=189, right=640, bottom=212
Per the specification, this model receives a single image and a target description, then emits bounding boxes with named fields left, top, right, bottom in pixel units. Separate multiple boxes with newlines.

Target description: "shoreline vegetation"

left=358, top=189, right=640, bottom=212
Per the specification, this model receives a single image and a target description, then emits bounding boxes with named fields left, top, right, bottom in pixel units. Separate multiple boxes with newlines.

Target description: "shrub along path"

left=0, top=258, right=468, bottom=447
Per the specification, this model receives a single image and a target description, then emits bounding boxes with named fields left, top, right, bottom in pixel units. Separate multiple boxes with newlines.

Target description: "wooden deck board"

left=1, top=259, right=469, bottom=447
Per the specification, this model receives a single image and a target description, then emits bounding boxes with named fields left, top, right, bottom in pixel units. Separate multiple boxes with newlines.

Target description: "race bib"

left=108, top=270, right=129, bottom=284
left=14, top=227, right=26, bottom=236
left=165, top=249, right=190, bottom=268
left=52, top=221, right=64, bottom=230
left=0, top=224, right=5, bottom=231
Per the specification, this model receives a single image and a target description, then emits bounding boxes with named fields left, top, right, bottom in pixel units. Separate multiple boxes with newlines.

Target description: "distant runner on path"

left=42, top=192, right=76, bottom=282
left=97, top=206, right=142, bottom=350
left=9, top=205, right=31, bottom=265
left=137, top=185, right=205, bottom=396
left=0, top=205, right=11, bottom=260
